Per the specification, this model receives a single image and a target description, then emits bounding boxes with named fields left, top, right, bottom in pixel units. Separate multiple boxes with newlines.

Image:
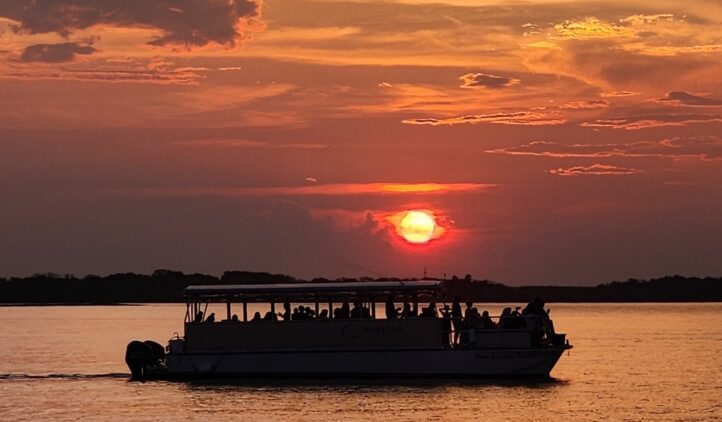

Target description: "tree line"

left=0, top=270, right=720, bottom=304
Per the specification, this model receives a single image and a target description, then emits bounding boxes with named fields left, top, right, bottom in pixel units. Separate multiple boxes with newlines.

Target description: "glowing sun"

left=399, top=210, right=436, bottom=244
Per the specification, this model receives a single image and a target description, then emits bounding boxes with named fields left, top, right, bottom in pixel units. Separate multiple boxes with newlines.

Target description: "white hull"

left=163, top=347, right=566, bottom=378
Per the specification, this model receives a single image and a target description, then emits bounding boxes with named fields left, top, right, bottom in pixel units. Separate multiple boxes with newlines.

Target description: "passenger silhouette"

left=385, top=295, right=399, bottom=319
left=440, top=304, right=452, bottom=347
left=341, top=302, right=351, bottom=319
left=231, top=314, right=239, bottom=322
left=451, top=297, right=463, bottom=345
left=251, top=311, right=262, bottom=322
left=318, top=309, right=329, bottom=320
left=194, top=311, right=203, bottom=323
left=401, top=302, right=413, bottom=318
left=464, top=302, right=476, bottom=321
left=351, top=301, right=363, bottom=319
left=498, top=307, right=512, bottom=328
left=281, top=300, right=291, bottom=321
left=205, top=312, right=215, bottom=323
left=481, top=310, right=495, bottom=329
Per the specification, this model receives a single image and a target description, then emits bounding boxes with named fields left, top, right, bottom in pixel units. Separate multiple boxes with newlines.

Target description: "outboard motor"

left=125, top=340, right=165, bottom=380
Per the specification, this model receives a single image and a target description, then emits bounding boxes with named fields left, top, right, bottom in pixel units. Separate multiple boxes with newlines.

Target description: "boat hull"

left=152, top=347, right=568, bottom=380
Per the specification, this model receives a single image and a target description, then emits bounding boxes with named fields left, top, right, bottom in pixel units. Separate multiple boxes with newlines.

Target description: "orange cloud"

left=581, top=114, right=722, bottom=130
left=560, top=100, right=609, bottom=110
left=402, top=111, right=566, bottom=126
left=549, top=164, right=643, bottom=176
left=125, top=183, right=494, bottom=197
left=486, top=138, right=722, bottom=161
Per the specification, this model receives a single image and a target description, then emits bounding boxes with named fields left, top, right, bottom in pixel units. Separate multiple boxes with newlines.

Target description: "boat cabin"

left=177, top=280, right=557, bottom=353
left=181, top=280, right=444, bottom=352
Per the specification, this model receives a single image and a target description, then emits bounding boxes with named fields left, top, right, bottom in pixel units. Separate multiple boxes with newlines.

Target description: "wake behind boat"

left=125, top=280, right=571, bottom=380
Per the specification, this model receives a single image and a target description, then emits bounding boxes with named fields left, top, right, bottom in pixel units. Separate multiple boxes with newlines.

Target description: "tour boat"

left=125, top=280, right=572, bottom=380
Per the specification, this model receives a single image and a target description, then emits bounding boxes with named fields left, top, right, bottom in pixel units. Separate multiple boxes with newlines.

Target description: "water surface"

left=1, top=303, right=720, bottom=421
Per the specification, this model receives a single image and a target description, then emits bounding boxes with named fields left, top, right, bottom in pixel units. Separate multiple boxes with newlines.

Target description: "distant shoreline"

left=1, top=271, right=720, bottom=304
left=1, top=301, right=721, bottom=307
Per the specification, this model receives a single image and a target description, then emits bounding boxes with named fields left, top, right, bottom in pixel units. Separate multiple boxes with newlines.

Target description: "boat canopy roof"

left=183, top=280, right=443, bottom=302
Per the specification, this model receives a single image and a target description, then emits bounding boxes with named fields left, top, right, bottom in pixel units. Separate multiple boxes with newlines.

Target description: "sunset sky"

left=1, top=0, right=721, bottom=284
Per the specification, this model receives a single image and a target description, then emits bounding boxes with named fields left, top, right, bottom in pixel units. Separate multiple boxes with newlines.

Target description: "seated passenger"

left=385, top=295, right=399, bottom=319
left=194, top=311, right=204, bottom=323
left=231, top=314, right=239, bottom=322
left=333, top=308, right=342, bottom=319
left=467, top=308, right=484, bottom=330
left=464, top=302, right=476, bottom=322
left=362, top=305, right=371, bottom=319
left=305, top=307, right=316, bottom=319
left=205, top=312, right=215, bottom=323
left=251, top=311, right=262, bottom=322
left=498, top=307, right=512, bottom=328
left=318, top=309, right=329, bottom=320
left=480, top=310, right=495, bottom=329
left=401, top=302, right=413, bottom=318
left=291, top=307, right=300, bottom=320
left=281, top=300, right=292, bottom=321
left=421, top=302, right=438, bottom=318
left=341, top=302, right=351, bottom=319
left=263, top=311, right=275, bottom=321
left=351, top=301, right=363, bottom=319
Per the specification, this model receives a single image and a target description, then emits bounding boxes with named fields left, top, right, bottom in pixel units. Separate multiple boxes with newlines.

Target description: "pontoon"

left=125, top=280, right=571, bottom=380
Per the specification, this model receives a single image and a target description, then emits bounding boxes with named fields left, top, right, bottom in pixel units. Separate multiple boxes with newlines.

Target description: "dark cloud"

left=656, top=91, right=722, bottom=106
left=549, top=164, right=643, bottom=176
left=459, top=73, right=520, bottom=89
left=0, top=0, right=262, bottom=47
left=402, top=111, right=565, bottom=126
left=19, top=42, right=96, bottom=63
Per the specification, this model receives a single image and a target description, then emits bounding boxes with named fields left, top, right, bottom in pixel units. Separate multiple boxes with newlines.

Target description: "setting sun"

left=399, top=210, right=436, bottom=244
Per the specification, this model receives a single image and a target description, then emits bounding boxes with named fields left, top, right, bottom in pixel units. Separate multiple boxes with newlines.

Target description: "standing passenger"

left=451, top=297, right=463, bottom=345
left=440, top=305, right=452, bottom=348
left=385, top=295, right=399, bottom=319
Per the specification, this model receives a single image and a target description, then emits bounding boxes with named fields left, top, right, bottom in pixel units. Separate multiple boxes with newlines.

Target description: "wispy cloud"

left=560, top=100, right=609, bottom=110
left=125, top=183, right=495, bottom=197
left=486, top=137, right=722, bottom=161
left=1, top=59, right=207, bottom=84
left=402, top=111, right=565, bottom=126
left=177, top=139, right=328, bottom=149
left=581, top=114, right=722, bottom=130
left=549, top=164, right=643, bottom=176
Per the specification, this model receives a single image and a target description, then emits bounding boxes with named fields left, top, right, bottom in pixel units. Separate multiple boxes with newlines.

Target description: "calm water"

left=0, top=303, right=720, bottom=421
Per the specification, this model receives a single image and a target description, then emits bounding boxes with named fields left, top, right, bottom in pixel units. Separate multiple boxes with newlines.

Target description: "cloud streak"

left=487, top=138, right=722, bottom=161
left=402, top=112, right=565, bottom=126
left=581, top=114, right=722, bottom=130
left=124, top=183, right=495, bottom=197
left=549, top=164, right=643, bottom=176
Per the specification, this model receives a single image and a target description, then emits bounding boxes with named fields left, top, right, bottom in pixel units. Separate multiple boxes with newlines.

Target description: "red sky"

left=1, top=0, right=721, bottom=284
